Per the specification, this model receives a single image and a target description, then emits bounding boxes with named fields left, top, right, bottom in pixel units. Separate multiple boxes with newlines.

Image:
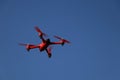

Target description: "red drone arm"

left=34, top=26, right=47, bottom=42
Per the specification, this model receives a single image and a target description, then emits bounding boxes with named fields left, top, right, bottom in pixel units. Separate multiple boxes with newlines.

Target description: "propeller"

left=54, top=35, right=70, bottom=44
left=34, top=26, right=47, bottom=37
left=19, top=43, right=35, bottom=46
left=19, top=43, right=37, bottom=51
left=19, top=43, right=30, bottom=51
left=19, top=43, right=28, bottom=46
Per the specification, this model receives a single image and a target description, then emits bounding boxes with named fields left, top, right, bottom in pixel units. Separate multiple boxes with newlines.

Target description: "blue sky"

left=0, top=0, right=120, bottom=80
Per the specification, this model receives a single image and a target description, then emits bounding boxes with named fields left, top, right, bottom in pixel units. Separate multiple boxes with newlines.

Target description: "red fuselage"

left=38, top=39, right=51, bottom=51
left=39, top=42, right=49, bottom=51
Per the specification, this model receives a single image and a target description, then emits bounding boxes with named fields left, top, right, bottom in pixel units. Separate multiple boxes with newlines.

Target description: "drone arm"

left=27, top=45, right=39, bottom=51
left=29, top=45, right=38, bottom=49
left=39, top=35, right=45, bottom=42
left=45, top=48, right=52, bottom=58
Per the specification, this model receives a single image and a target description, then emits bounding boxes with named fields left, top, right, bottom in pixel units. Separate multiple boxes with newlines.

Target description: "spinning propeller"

left=19, top=43, right=31, bottom=51
left=35, top=26, right=47, bottom=37
left=54, top=36, right=70, bottom=44
left=19, top=43, right=28, bottom=46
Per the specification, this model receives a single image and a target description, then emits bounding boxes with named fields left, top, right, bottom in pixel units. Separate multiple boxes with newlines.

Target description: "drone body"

left=19, top=26, right=70, bottom=58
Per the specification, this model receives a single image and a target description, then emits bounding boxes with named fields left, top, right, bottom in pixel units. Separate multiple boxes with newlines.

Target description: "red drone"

left=19, top=26, right=70, bottom=58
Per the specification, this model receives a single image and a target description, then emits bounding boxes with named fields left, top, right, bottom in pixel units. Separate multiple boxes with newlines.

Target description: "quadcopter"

left=19, top=26, right=70, bottom=58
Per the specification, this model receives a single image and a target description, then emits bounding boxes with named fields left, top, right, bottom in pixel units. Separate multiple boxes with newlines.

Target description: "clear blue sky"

left=0, top=0, right=120, bottom=80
